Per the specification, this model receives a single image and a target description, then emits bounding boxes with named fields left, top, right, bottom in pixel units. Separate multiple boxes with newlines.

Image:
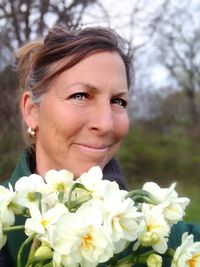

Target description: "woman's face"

left=33, top=51, right=129, bottom=177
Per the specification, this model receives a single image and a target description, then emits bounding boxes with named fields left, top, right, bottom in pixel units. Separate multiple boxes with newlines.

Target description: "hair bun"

left=44, top=24, right=72, bottom=45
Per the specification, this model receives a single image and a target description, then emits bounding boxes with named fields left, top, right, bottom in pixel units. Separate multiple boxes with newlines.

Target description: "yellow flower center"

left=187, top=252, right=200, bottom=267
left=147, top=223, right=160, bottom=231
left=28, top=192, right=36, bottom=202
left=81, top=233, right=94, bottom=250
left=56, top=183, right=65, bottom=191
left=41, top=219, right=48, bottom=227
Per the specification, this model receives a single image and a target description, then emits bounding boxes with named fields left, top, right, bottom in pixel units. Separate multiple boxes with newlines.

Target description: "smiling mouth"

left=74, top=143, right=109, bottom=152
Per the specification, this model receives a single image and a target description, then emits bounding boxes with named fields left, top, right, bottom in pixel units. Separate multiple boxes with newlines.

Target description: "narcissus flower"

left=172, top=232, right=200, bottom=267
left=51, top=202, right=114, bottom=267
left=0, top=221, right=7, bottom=249
left=14, top=174, right=44, bottom=209
left=0, top=184, right=15, bottom=226
left=143, top=182, right=189, bottom=225
left=102, top=182, right=143, bottom=252
left=25, top=203, right=68, bottom=245
left=43, top=169, right=74, bottom=201
left=77, top=166, right=105, bottom=199
left=138, top=204, right=170, bottom=254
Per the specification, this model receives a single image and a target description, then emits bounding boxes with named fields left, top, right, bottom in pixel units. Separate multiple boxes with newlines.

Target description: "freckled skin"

left=32, top=51, right=129, bottom=177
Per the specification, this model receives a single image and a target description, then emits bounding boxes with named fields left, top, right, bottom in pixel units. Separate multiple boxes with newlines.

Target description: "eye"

left=111, top=98, right=128, bottom=108
left=70, top=92, right=89, bottom=101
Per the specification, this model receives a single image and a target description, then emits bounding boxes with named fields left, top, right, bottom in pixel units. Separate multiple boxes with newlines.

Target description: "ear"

left=20, top=91, right=39, bottom=129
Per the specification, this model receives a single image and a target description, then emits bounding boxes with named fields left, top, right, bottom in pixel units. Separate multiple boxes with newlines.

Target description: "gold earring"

left=27, top=126, right=36, bottom=137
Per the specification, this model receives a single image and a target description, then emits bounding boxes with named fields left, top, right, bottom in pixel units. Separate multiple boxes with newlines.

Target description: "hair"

left=16, top=25, right=131, bottom=104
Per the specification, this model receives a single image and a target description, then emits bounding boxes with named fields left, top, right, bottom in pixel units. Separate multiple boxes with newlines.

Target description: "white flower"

left=77, top=166, right=105, bottom=199
left=138, top=204, right=170, bottom=254
left=0, top=221, right=7, bottom=249
left=0, top=184, right=15, bottom=226
left=43, top=169, right=74, bottom=202
left=78, top=169, right=143, bottom=254
left=172, top=232, right=200, bottom=267
left=49, top=213, right=82, bottom=266
left=14, top=174, right=45, bottom=209
left=102, top=182, right=143, bottom=253
left=51, top=202, right=114, bottom=267
left=53, top=251, right=79, bottom=267
left=143, top=182, right=190, bottom=224
left=25, top=203, right=68, bottom=245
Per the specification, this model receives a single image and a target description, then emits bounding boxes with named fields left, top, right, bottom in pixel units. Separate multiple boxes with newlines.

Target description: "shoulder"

left=0, top=148, right=35, bottom=266
left=103, top=158, right=127, bottom=190
left=168, top=221, right=200, bottom=249
left=1, top=148, right=34, bottom=188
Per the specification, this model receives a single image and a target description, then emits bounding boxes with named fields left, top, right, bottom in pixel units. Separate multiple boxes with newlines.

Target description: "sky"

left=80, top=0, right=170, bottom=89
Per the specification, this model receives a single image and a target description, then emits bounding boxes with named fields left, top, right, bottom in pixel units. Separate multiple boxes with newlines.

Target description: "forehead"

left=44, top=50, right=129, bottom=95
left=43, top=51, right=129, bottom=99
left=57, top=51, right=127, bottom=85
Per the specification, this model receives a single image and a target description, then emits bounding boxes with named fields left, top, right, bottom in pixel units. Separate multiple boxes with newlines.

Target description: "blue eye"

left=70, top=92, right=88, bottom=101
left=112, top=98, right=127, bottom=108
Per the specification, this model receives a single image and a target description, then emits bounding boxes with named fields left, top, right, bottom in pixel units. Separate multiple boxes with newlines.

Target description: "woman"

left=1, top=25, right=200, bottom=267
left=1, top=25, right=130, bottom=267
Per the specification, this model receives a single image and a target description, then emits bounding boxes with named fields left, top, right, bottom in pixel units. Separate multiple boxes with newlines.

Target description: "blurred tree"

left=116, top=0, right=170, bottom=123
left=0, top=0, right=104, bottom=67
left=141, top=89, right=196, bottom=132
left=150, top=0, right=200, bottom=124
left=0, top=66, right=19, bottom=132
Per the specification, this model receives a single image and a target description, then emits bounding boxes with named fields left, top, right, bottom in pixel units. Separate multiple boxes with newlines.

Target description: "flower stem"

left=3, top=225, right=24, bottom=233
left=26, top=237, right=41, bottom=267
left=111, top=249, right=156, bottom=267
left=109, top=253, right=137, bottom=266
left=17, top=233, right=36, bottom=267
left=42, top=262, right=53, bottom=267
left=125, top=189, right=159, bottom=205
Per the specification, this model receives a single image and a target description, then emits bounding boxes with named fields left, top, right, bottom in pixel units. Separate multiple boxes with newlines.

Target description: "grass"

left=118, top=125, right=200, bottom=224
left=177, top=182, right=200, bottom=223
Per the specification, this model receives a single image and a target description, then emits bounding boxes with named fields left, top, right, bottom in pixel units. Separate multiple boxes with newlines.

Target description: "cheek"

left=38, top=107, right=85, bottom=141
left=115, top=114, right=129, bottom=139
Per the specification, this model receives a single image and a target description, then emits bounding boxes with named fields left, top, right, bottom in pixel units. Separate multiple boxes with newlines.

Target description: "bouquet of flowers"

left=0, top=166, right=200, bottom=267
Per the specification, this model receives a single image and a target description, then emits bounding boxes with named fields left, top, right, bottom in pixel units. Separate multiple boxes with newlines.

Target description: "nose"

left=88, top=102, right=114, bottom=134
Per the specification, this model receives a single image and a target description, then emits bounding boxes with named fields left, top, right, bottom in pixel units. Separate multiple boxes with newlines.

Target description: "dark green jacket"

left=0, top=150, right=33, bottom=267
left=1, top=149, right=200, bottom=267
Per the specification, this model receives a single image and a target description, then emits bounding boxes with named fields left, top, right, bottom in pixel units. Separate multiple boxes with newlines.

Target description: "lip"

left=74, top=143, right=109, bottom=152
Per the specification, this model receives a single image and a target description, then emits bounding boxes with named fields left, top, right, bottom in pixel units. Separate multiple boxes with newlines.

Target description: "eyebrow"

left=65, top=82, right=128, bottom=95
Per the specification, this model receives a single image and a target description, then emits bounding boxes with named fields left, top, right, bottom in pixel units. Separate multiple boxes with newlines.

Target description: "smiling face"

left=25, top=51, right=129, bottom=177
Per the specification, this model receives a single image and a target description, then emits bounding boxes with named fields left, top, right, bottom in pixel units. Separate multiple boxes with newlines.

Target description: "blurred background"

left=0, top=0, right=199, bottom=223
